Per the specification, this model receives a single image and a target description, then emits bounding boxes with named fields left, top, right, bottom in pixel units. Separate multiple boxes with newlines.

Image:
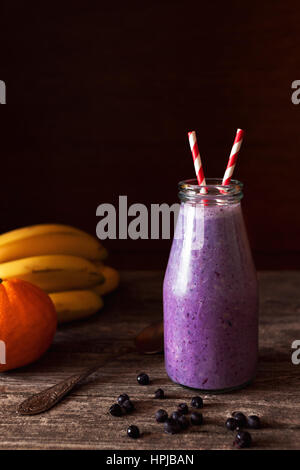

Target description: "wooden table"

left=0, top=271, right=299, bottom=450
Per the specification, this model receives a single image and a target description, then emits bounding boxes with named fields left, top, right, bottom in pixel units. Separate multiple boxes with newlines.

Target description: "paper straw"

left=188, top=131, right=207, bottom=193
left=222, top=129, right=245, bottom=185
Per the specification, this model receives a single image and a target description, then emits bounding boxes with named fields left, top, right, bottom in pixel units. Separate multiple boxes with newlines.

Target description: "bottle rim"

left=178, top=178, right=243, bottom=204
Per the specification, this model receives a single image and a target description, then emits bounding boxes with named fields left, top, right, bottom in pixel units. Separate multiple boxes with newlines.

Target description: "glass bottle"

left=163, top=179, right=259, bottom=391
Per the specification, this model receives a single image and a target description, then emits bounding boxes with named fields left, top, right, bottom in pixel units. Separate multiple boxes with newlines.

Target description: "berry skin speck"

left=164, top=418, right=181, bottom=434
left=190, top=412, right=203, bottom=425
left=234, top=430, right=252, bottom=448
left=191, top=396, right=203, bottom=409
left=232, top=412, right=247, bottom=428
left=137, top=373, right=150, bottom=385
left=247, top=415, right=261, bottom=429
left=178, top=403, right=188, bottom=415
left=155, top=409, right=168, bottom=423
left=171, top=410, right=182, bottom=421
left=225, top=418, right=237, bottom=431
left=154, top=388, right=165, bottom=399
left=127, top=425, right=140, bottom=439
left=122, top=399, right=134, bottom=413
left=117, top=393, right=129, bottom=406
left=109, top=404, right=122, bottom=417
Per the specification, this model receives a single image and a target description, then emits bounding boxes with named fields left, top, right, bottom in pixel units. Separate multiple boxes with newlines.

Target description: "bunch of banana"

left=0, top=224, right=120, bottom=324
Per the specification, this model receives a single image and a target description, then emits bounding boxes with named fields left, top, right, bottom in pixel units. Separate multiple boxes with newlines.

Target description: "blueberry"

left=178, top=415, right=189, bottom=430
left=154, top=388, right=164, bottom=399
left=247, top=415, right=261, bottom=429
left=225, top=418, right=238, bottom=431
left=234, top=430, right=252, bottom=448
left=117, top=393, right=129, bottom=406
left=109, top=404, right=122, bottom=417
left=190, top=412, right=203, bottom=425
left=178, top=403, right=188, bottom=415
left=164, top=418, right=181, bottom=434
left=155, top=409, right=168, bottom=423
left=232, top=412, right=247, bottom=428
left=137, top=373, right=150, bottom=385
left=127, top=425, right=140, bottom=439
left=171, top=410, right=182, bottom=421
left=122, top=399, right=134, bottom=413
left=191, top=396, right=203, bottom=409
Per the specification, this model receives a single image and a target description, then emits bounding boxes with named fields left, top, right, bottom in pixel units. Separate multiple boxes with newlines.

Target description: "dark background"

left=1, top=1, right=299, bottom=269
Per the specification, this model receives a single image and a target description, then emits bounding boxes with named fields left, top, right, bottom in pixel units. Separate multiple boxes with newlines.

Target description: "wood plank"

left=0, top=271, right=299, bottom=449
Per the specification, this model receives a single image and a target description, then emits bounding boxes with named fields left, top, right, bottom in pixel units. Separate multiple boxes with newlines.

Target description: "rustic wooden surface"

left=0, top=270, right=299, bottom=450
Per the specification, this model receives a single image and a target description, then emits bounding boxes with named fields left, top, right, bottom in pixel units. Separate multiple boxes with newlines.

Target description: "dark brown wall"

left=1, top=1, right=300, bottom=269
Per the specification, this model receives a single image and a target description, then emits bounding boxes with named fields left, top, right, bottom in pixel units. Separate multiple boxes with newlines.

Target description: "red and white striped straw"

left=222, top=128, right=245, bottom=186
left=188, top=131, right=207, bottom=192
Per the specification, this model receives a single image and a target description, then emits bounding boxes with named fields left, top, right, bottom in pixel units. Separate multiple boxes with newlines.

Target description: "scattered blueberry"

left=155, top=409, right=168, bottom=423
left=247, top=415, right=261, bottom=429
left=232, top=412, right=247, bottom=428
left=191, top=396, right=203, bottom=409
left=109, top=404, right=122, bottom=417
left=190, top=412, right=203, bottom=425
left=137, top=373, right=150, bottom=385
left=154, top=388, right=165, bottom=399
left=171, top=410, right=182, bottom=421
left=122, top=399, right=134, bottom=413
left=178, top=403, right=188, bottom=415
left=234, top=430, right=252, bottom=448
left=164, top=418, right=181, bottom=434
left=225, top=417, right=238, bottom=431
left=117, top=393, right=129, bottom=406
left=178, top=415, right=189, bottom=430
left=127, top=425, right=140, bottom=439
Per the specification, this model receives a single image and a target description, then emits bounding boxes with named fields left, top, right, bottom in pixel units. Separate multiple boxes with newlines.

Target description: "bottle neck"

left=178, top=178, right=243, bottom=206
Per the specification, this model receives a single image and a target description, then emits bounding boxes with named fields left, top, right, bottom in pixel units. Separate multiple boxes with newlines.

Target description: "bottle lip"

left=178, top=178, right=244, bottom=203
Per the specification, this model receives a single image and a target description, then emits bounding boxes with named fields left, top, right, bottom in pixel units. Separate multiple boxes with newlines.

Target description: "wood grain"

left=0, top=270, right=299, bottom=450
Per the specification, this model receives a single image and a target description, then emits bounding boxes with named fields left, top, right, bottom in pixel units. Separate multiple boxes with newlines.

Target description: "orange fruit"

left=0, top=278, right=57, bottom=371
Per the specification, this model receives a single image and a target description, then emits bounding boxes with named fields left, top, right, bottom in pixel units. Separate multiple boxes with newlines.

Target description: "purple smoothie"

left=163, top=185, right=258, bottom=391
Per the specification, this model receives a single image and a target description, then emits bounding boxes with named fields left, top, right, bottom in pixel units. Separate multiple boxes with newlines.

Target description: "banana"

left=0, top=231, right=107, bottom=263
left=93, top=265, right=120, bottom=296
left=0, top=224, right=90, bottom=245
left=49, top=289, right=103, bottom=323
left=0, top=255, right=104, bottom=292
